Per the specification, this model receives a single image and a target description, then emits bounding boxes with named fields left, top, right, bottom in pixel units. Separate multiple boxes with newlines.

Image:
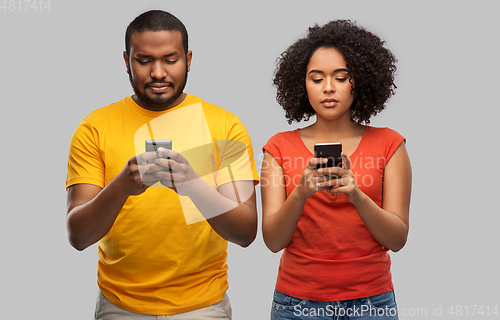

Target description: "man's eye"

left=165, top=60, right=178, bottom=64
left=138, top=60, right=151, bottom=65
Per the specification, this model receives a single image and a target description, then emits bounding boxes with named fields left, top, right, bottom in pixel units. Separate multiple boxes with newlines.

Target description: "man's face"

left=124, top=30, right=192, bottom=111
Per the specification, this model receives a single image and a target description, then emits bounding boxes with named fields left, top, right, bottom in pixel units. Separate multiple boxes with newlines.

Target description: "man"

left=66, top=10, right=259, bottom=319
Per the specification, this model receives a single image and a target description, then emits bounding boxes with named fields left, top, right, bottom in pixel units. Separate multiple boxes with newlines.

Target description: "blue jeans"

left=271, top=290, right=398, bottom=320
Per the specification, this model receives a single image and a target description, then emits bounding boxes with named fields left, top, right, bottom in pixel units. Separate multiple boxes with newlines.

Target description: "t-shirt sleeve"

left=262, top=133, right=284, bottom=167
left=384, top=128, right=406, bottom=165
left=66, top=119, right=105, bottom=189
left=214, top=115, right=260, bottom=187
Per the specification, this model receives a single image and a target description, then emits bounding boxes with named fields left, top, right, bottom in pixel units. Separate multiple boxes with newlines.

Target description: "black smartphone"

left=145, top=140, right=172, bottom=153
left=314, top=143, right=342, bottom=169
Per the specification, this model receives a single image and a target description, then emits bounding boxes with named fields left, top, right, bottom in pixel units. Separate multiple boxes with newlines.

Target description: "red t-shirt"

left=262, top=126, right=405, bottom=301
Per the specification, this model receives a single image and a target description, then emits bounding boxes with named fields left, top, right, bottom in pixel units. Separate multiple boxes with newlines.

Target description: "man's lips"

left=147, top=83, right=173, bottom=93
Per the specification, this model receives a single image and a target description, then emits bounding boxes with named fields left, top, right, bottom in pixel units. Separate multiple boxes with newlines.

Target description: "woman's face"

left=305, top=47, right=354, bottom=122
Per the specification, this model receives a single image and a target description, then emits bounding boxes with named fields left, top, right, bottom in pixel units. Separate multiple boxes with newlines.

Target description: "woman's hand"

left=321, top=152, right=363, bottom=204
left=295, top=157, right=338, bottom=200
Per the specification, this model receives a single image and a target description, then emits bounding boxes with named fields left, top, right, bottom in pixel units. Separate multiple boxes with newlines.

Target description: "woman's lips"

left=322, top=98, right=338, bottom=107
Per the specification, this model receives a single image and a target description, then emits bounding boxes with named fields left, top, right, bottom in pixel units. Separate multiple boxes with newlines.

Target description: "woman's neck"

left=305, top=113, right=364, bottom=141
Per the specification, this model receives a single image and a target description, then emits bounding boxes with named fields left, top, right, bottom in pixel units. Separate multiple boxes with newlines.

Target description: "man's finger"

left=136, top=151, right=160, bottom=164
left=157, top=148, right=187, bottom=163
left=140, top=174, right=160, bottom=186
left=153, top=158, right=173, bottom=170
left=143, top=163, right=168, bottom=174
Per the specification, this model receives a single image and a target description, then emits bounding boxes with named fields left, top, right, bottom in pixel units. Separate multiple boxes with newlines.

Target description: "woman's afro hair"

left=273, top=20, right=397, bottom=124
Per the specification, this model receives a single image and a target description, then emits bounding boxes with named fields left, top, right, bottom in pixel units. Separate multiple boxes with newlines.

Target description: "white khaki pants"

left=95, top=291, right=232, bottom=320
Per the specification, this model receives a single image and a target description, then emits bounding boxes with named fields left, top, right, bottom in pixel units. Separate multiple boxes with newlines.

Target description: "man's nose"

left=151, top=61, right=167, bottom=79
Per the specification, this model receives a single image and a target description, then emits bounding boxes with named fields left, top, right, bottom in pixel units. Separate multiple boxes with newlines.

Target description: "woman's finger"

left=342, top=152, right=351, bottom=171
left=306, top=157, right=328, bottom=170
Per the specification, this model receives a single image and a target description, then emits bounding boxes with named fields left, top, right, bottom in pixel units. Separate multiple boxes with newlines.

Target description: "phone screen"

left=314, top=143, right=342, bottom=168
left=145, top=140, right=172, bottom=152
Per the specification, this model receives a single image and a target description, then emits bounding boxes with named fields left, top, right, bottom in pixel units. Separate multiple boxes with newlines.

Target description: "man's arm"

left=191, top=180, right=257, bottom=247
left=66, top=152, right=160, bottom=251
left=66, top=182, right=124, bottom=251
left=151, top=148, right=258, bottom=247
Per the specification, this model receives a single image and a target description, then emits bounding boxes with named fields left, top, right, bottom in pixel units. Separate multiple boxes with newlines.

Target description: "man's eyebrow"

left=308, top=68, right=349, bottom=75
left=135, top=52, right=180, bottom=58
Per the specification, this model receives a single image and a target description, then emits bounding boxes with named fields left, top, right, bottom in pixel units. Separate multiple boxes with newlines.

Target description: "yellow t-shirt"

left=66, top=94, right=259, bottom=315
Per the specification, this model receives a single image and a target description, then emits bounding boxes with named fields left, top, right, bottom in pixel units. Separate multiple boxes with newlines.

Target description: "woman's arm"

left=261, top=151, right=330, bottom=253
left=327, top=142, right=412, bottom=252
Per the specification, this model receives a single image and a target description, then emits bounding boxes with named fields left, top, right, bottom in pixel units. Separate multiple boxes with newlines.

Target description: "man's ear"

left=123, top=51, right=130, bottom=74
left=186, top=50, right=192, bottom=72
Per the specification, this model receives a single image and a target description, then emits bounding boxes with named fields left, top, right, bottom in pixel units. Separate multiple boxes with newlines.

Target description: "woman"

left=261, top=20, right=411, bottom=319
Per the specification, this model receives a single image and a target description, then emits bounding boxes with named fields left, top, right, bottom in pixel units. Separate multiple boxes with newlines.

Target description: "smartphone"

left=145, top=140, right=172, bottom=153
left=314, top=142, right=342, bottom=169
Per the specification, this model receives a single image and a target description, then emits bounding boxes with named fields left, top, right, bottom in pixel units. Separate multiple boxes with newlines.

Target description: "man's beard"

left=128, top=66, right=188, bottom=109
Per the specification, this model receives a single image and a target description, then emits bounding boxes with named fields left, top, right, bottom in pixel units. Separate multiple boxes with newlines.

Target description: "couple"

left=66, top=10, right=411, bottom=320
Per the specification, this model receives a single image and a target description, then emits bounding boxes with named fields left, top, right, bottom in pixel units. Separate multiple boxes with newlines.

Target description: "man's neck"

left=132, top=92, right=187, bottom=112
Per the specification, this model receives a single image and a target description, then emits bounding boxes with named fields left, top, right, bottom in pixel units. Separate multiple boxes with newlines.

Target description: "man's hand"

left=141, top=147, right=257, bottom=246
left=148, top=148, right=201, bottom=196
left=118, top=151, right=163, bottom=195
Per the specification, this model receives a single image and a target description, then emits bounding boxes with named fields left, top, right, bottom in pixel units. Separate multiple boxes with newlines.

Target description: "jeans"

left=271, top=289, right=398, bottom=320
left=95, top=291, right=232, bottom=320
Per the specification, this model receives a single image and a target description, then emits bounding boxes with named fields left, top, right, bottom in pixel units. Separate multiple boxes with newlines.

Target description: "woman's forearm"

left=262, top=187, right=307, bottom=253
left=352, top=192, right=408, bottom=252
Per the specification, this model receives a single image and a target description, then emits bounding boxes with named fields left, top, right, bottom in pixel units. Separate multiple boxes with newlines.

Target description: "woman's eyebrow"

left=308, top=68, right=349, bottom=75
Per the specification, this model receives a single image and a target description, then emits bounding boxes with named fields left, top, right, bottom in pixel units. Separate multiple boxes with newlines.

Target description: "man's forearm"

left=66, top=179, right=129, bottom=251
left=185, top=178, right=257, bottom=247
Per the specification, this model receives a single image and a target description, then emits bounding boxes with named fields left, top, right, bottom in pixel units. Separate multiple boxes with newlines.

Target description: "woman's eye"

left=336, top=78, right=347, bottom=82
left=312, top=79, right=323, bottom=83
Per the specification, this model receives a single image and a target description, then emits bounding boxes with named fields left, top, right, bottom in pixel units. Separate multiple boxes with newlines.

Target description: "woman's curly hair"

left=273, top=20, right=397, bottom=124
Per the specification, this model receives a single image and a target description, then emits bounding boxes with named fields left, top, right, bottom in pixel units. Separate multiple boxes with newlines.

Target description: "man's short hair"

left=125, top=10, right=189, bottom=56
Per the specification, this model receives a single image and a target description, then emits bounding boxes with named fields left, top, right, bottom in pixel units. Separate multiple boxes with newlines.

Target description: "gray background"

left=1, top=0, right=498, bottom=319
